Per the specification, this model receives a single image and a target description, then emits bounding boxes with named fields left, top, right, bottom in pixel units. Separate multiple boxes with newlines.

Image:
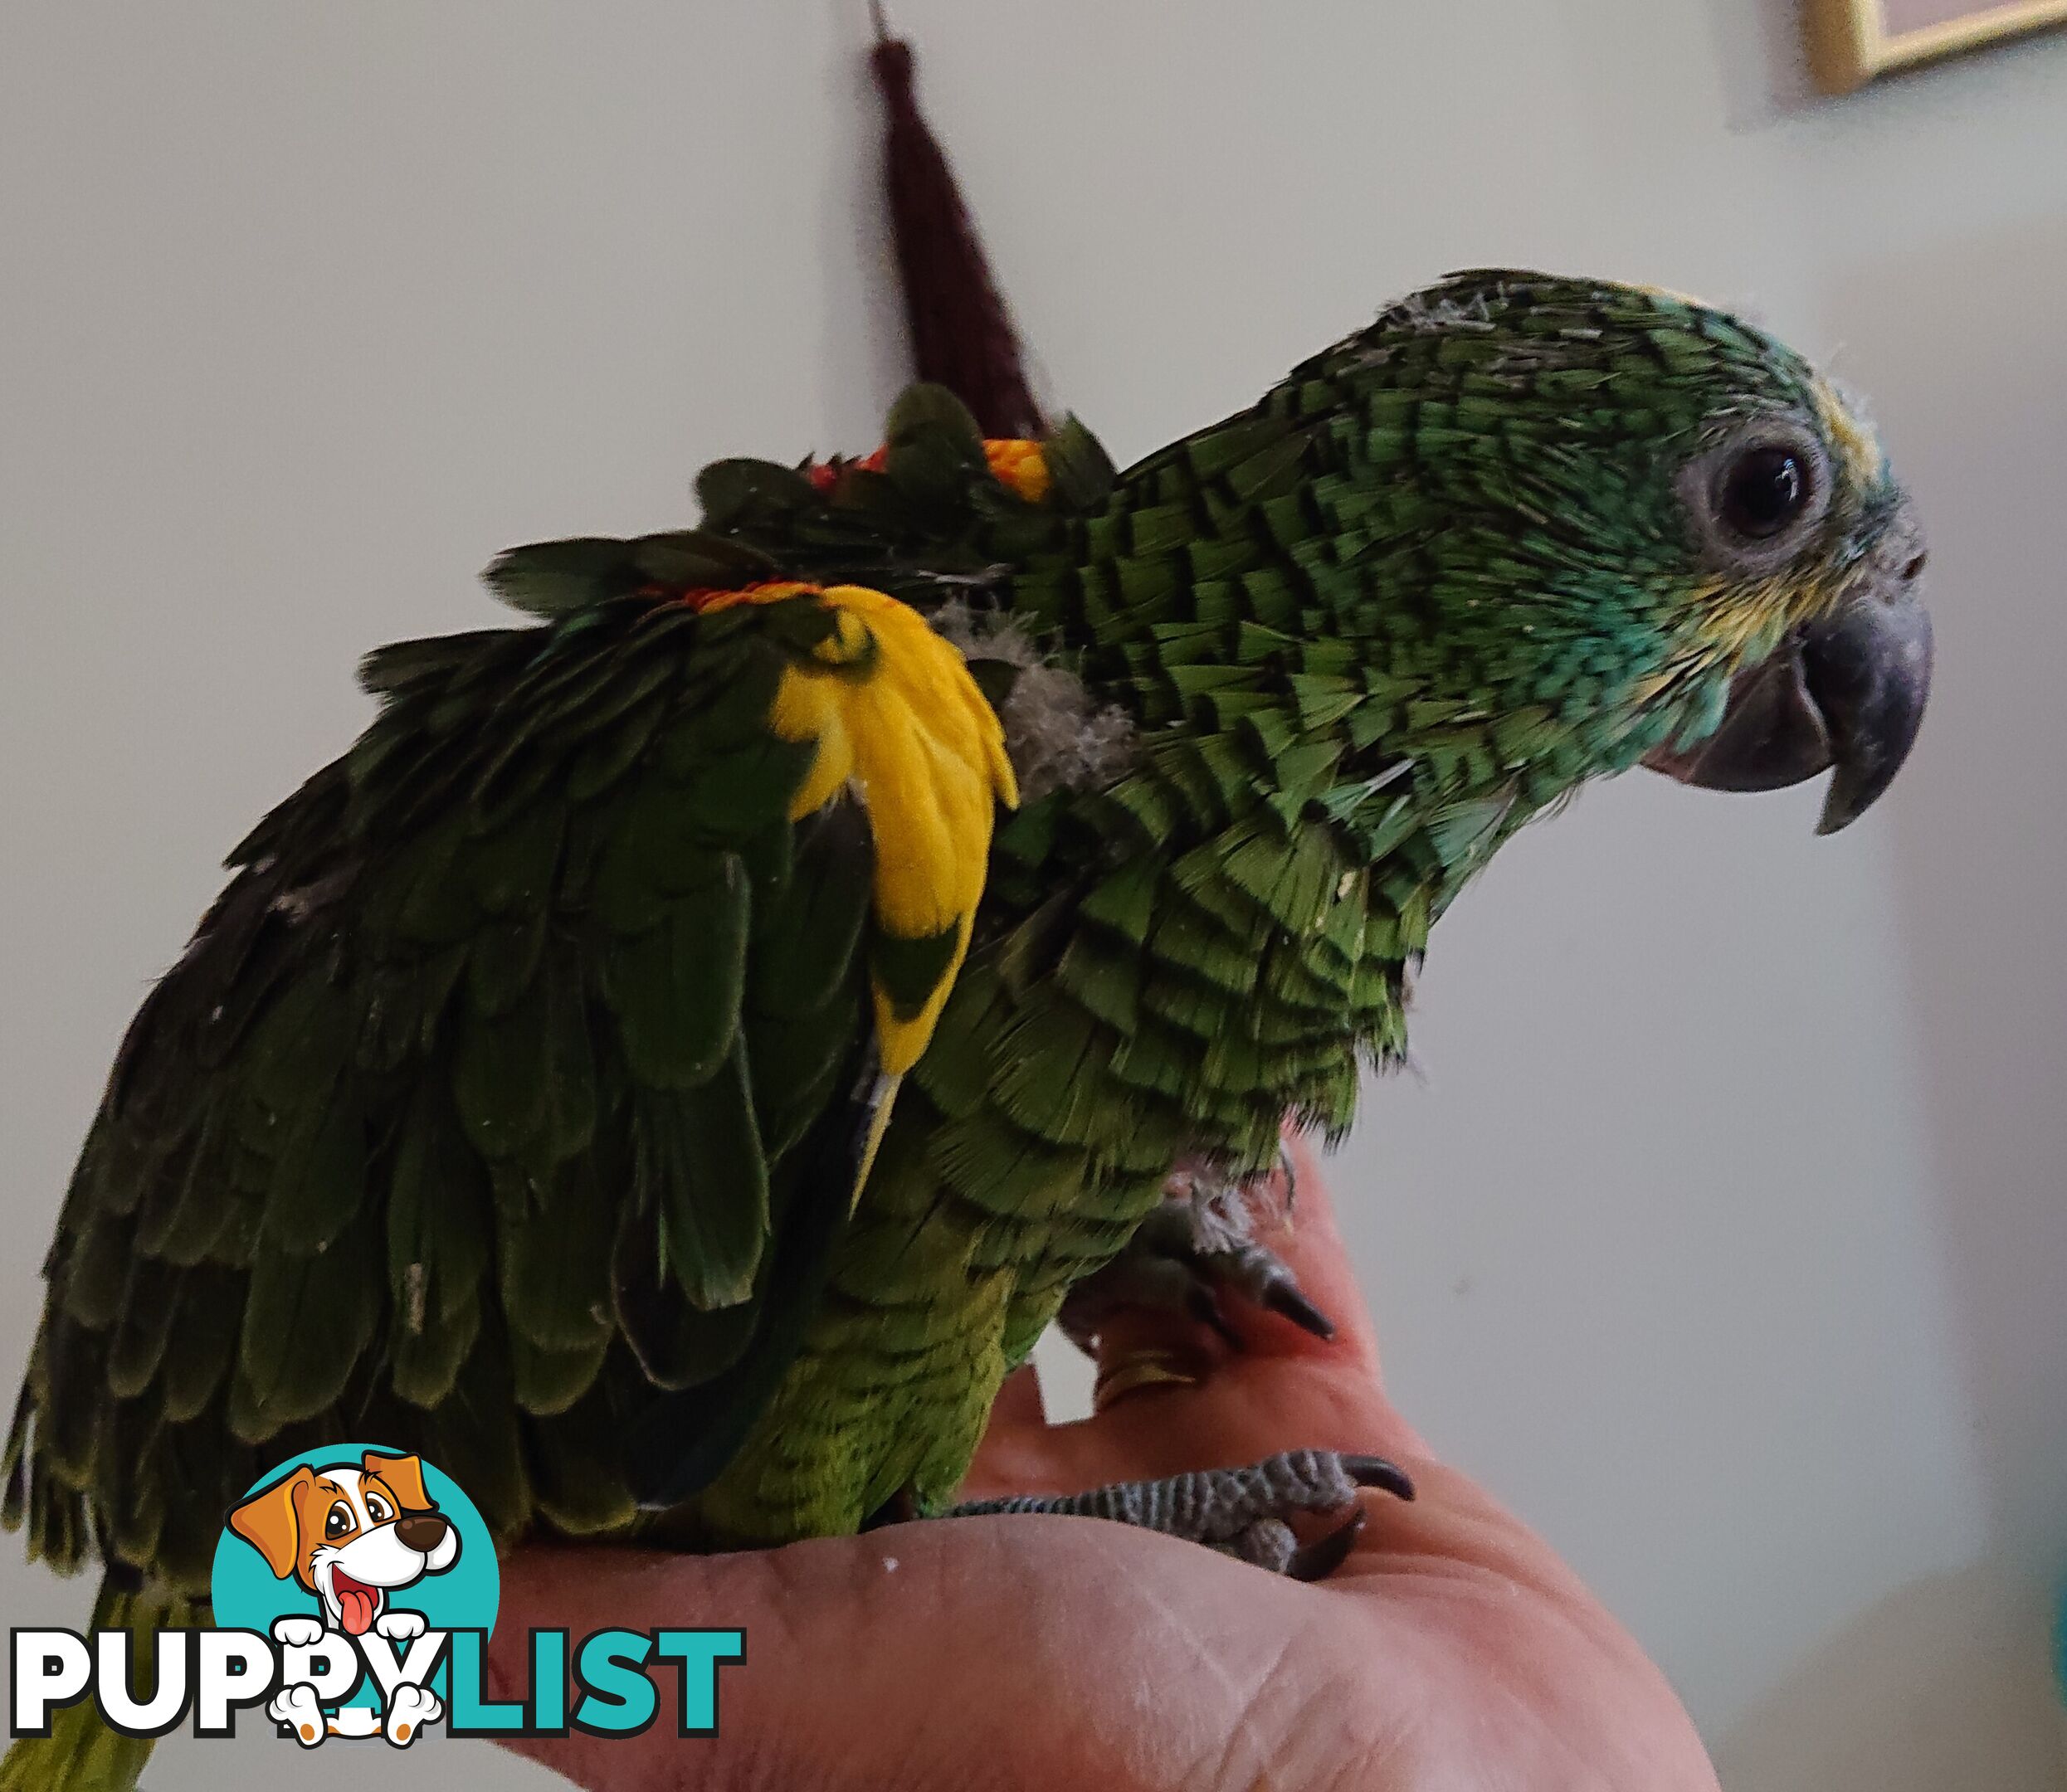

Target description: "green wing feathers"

left=3, top=597, right=901, bottom=1587
left=2, top=380, right=1100, bottom=1600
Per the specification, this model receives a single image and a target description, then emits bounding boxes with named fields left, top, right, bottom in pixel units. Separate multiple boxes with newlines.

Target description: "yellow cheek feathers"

left=1680, top=573, right=1796, bottom=667
left=697, top=582, right=1018, bottom=1076
left=1814, top=380, right=1884, bottom=489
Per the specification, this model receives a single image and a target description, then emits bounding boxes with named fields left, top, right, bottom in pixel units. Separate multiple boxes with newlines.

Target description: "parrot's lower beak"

left=1644, top=532, right=1932, bottom=834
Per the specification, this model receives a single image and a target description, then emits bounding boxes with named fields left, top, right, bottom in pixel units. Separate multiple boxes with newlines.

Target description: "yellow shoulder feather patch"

left=699, top=582, right=1018, bottom=1075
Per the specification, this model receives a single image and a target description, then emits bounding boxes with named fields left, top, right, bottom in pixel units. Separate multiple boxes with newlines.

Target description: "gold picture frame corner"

left=1810, top=0, right=2067, bottom=93
left=1808, top=0, right=1883, bottom=93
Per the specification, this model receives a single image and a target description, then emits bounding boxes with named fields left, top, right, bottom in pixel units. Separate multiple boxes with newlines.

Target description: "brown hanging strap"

left=869, top=3, right=1046, bottom=439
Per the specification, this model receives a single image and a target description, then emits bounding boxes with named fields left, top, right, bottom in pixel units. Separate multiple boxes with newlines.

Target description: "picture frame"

left=1808, top=0, right=2067, bottom=90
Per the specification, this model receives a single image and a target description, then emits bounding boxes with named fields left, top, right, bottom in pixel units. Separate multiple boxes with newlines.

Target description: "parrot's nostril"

left=1903, top=551, right=1927, bottom=581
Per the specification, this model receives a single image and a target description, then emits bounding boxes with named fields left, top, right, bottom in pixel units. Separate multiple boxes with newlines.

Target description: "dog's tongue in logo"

left=331, top=1568, right=380, bottom=1637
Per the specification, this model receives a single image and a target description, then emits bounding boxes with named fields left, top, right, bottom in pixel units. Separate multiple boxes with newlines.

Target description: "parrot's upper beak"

left=1644, top=507, right=1932, bottom=833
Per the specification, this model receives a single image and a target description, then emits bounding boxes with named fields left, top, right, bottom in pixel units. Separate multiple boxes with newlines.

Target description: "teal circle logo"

left=210, top=1444, right=497, bottom=1742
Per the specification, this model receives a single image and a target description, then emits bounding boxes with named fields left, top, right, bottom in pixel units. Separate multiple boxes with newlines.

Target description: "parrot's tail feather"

left=1, top=1381, right=90, bottom=1575
left=0, top=1577, right=203, bottom=1792
left=1, top=1379, right=30, bottom=1531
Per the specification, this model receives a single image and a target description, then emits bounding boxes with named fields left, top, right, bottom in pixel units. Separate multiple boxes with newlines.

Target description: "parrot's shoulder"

left=480, top=384, right=1116, bottom=622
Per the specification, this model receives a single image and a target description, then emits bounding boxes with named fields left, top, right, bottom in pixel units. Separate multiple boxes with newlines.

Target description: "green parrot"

left=2, top=270, right=1928, bottom=1789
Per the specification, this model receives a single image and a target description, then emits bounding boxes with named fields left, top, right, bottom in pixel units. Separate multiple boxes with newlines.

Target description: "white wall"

left=2, top=4, right=2061, bottom=1787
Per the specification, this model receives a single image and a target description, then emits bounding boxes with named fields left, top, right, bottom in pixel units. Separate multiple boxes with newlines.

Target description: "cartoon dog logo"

left=227, top=1451, right=461, bottom=1745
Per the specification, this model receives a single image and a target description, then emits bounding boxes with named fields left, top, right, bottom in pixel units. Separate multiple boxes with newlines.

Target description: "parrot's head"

left=1325, top=270, right=1931, bottom=834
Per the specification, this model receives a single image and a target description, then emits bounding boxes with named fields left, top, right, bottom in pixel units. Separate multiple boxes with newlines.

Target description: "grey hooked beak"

left=1645, top=512, right=1933, bottom=833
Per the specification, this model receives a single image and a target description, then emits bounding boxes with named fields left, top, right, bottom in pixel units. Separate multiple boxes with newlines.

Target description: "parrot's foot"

left=946, top=1448, right=1411, bottom=1580
left=1058, top=1150, right=1333, bottom=1355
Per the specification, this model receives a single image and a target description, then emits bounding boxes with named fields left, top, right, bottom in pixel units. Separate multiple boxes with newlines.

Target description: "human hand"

left=487, top=1142, right=1718, bottom=1790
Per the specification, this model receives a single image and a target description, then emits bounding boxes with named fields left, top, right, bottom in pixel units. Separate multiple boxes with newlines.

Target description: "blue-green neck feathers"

left=1005, top=270, right=1901, bottom=918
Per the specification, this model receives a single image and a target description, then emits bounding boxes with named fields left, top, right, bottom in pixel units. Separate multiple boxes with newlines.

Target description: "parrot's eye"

left=1684, top=423, right=1830, bottom=569
left=1718, top=446, right=1812, bottom=541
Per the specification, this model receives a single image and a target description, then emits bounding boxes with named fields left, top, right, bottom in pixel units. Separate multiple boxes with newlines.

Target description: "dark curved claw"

left=1343, top=1454, right=1416, bottom=1502
left=1289, top=1508, right=1367, bottom=1581
left=1262, top=1283, right=1337, bottom=1341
